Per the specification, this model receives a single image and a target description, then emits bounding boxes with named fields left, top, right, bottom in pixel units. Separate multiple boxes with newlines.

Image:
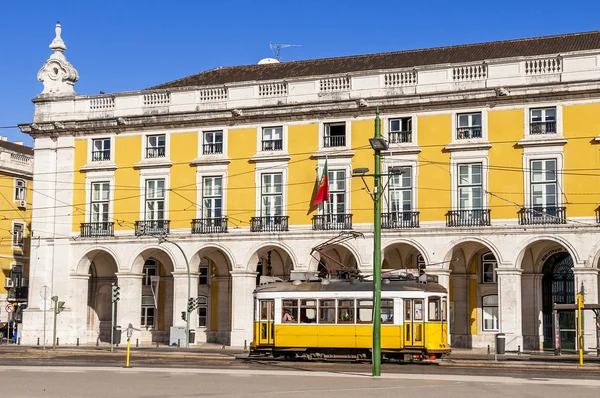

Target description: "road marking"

left=2, top=366, right=600, bottom=386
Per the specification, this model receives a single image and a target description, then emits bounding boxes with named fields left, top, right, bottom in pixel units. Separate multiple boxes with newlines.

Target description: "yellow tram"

left=250, top=278, right=450, bottom=360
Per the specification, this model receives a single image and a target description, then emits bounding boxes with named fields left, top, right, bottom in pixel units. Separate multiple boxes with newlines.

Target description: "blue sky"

left=1, top=0, right=599, bottom=146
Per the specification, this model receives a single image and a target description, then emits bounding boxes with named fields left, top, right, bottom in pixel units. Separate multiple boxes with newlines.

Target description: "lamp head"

left=353, top=167, right=369, bottom=175
left=388, top=166, right=405, bottom=175
left=369, top=137, right=389, bottom=151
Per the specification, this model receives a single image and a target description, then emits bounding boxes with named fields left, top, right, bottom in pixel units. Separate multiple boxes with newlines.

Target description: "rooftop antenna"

left=269, top=43, right=301, bottom=61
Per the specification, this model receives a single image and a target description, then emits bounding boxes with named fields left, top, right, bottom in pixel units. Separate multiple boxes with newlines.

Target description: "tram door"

left=403, top=299, right=425, bottom=347
left=258, top=299, right=275, bottom=346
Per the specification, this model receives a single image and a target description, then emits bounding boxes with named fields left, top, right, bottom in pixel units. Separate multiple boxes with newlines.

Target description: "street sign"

left=40, top=285, right=50, bottom=299
left=5, top=304, right=14, bottom=313
left=39, top=299, right=51, bottom=311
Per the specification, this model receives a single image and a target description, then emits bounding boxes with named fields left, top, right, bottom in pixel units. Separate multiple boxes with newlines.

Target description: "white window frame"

left=144, top=179, right=166, bottom=222
left=522, top=150, right=563, bottom=208
left=12, top=221, right=25, bottom=248
left=141, top=295, right=156, bottom=328
left=201, top=176, right=223, bottom=219
left=450, top=152, right=488, bottom=210
left=197, top=296, right=209, bottom=328
left=387, top=166, right=413, bottom=213
left=318, top=120, right=352, bottom=150
left=457, top=163, right=484, bottom=210
left=142, top=259, right=157, bottom=286
left=386, top=115, right=417, bottom=145
left=202, top=130, right=225, bottom=155
left=325, top=169, right=347, bottom=216
left=91, top=138, right=111, bottom=161
left=482, top=294, right=499, bottom=331
left=481, top=252, right=497, bottom=284
left=196, top=165, right=227, bottom=219
left=139, top=169, right=169, bottom=221
left=526, top=105, right=562, bottom=137
left=143, top=133, right=169, bottom=160
left=451, top=109, right=488, bottom=143
left=14, top=179, right=26, bottom=202
left=90, top=181, right=111, bottom=225
left=259, top=126, right=285, bottom=152
left=10, top=262, right=24, bottom=288
left=199, top=259, right=209, bottom=286
left=261, top=173, right=284, bottom=217
left=254, top=163, right=287, bottom=217
left=529, top=158, right=558, bottom=209
left=86, top=136, right=115, bottom=164
left=86, top=172, right=115, bottom=224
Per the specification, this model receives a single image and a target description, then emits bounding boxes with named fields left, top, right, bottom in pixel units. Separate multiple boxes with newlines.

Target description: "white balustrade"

left=89, top=97, right=115, bottom=111
left=319, top=77, right=350, bottom=92
left=525, top=57, right=562, bottom=75
left=384, top=71, right=417, bottom=86
left=143, top=92, right=171, bottom=106
left=453, top=64, right=487, bottom=81
left=9, top=153, right=32, bottom=165
left=199, top=87, right=228, bottom=102
left=258, top=82, right=288, bottom=97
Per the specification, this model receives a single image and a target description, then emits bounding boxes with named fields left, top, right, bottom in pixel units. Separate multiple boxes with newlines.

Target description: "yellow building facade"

left=18, top=24, right=600, bottom=350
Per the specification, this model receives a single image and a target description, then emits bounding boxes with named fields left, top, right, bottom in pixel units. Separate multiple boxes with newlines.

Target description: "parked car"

left=0, top=322, right=13, bottom=340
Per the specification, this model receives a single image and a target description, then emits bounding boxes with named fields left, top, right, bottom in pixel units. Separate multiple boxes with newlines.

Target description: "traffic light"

left=56, top=301, right=65, bottom=314
left=181, top=311, right=187, bottom=321
left=112, top=284, right=120, bottom=303
left=187, top=298, right=195, bottom=313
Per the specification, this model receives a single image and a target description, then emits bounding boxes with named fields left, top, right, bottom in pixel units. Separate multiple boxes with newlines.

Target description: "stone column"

left=572, top=267, right=599, bottom=351
left=449, top=273, right=469, bottom=346
left=68, top=273, right=90, bottom=344
left=230, top=270, right=258, bottom=347
left=115, top=273, right=143, bottom=345
left=496, top=268, right=523, bottom=351
left=172, top=271, right=199, bottom=330
left=521, top=273, right=543, bottom=350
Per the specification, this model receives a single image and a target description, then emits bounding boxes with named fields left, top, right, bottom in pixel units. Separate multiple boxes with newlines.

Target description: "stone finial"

left=37, top=22, right=79, bottom=96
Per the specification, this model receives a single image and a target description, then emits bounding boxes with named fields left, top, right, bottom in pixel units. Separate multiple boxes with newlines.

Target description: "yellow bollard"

left=577, top=294, right=583, bottom=366
left=126, top=337, right=131, bottom=368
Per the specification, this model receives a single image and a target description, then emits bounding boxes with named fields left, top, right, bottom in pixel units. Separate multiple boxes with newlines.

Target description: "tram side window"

left=282, top=299, right=298, bottom=323
left=414, top=299, right=423, bottom=321
left=381, top=299, right=394, bottom=323
left=357, top=300, right=373, bottom=323
left=442, top=298, right=448, bottom=321
left=337, top=299, right=355, bottom=323
left=428, top=297, right=441, bottom=321
left=404, top=300, right=412, bottom=321
left=319, top=300, right=335, bottom=323
left=300, top=299, right=317, bottom=323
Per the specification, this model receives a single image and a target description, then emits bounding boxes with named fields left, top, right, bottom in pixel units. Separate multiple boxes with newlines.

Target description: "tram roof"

left=254, top=279, right=447, bottom=294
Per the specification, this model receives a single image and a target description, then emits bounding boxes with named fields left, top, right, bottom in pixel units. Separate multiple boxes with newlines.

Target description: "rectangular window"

left=458, top=163, right=483, bottom=210
left=10, top=264, right=23, bottom=288
left=261, top=173, right=283, bottom=217
left=530, top=107, right=556, bottom=135
left=202, top=176, right=222, bottom=219
left=337, top=299, right=355, bottom=323
left=442, top=298, right=447, bottom=321
left=318, top=299, right=336, bottom=324
left=300, top=299, right=317, bottom=324
left=282, top=299, right=298, bottom=323
left=145, top=179, right=165, bottom=221
left=199, top=266, right=209, bottom=285
left=414, top=299, right=423, bottom=321
left=404, top=300, right=412, bottom=321
left=91, top=182, right=110, bottom=224
left=142, top=264, right=157, bottom=286
left=262, top=126, right=283, bottom=151
left=428, top=297, right=441, bottom=321
left=388, top=167, right=412, bottom=212
left=324, top=122, right=346, bottom=147
left=357, top=300, right=373, bottom=323
left=531, top=159, right=557, bottom=209
left=197, top=296, right=208, bottom=327
left=12, top=223, right=24, bottom=248
left=326, top=170, right=346, bottom=216
left=141, top=295, right=155, bottom=327
left=14, top=179, right=26, bottom=201
left=482, top=262, right=497, bottom=283
left=457, top=112, right=482, bottom=139
left=389, top=117, right=412, bottom=143
left=381, top=299, right=394, bottom=323
left=146, top=134, right=166, bottom=158
left=203, top=131, right=223, bottom=154
left=482, top=295, right=499, bottom=331
left=92, top=138, right=111, bottom=161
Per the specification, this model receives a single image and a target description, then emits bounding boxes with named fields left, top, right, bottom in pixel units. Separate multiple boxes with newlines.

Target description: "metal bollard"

left=136, top=339, right=139, bottom=348
left=177, top=339, right=180, bottom=348
left=18, top=337, right=21, bottom=345
left=37, top=337, right=40, bottom=346
left=518, top=345, right=521, bottom=355
left=56, top=338, right=59, bottom=346
left=244, top=340, right=247, bottom=351
left=156, top=341, right=159, bottom=348
left=487, top=345, right=490, bottom=355
left=76, top=338, right=79, bottom=346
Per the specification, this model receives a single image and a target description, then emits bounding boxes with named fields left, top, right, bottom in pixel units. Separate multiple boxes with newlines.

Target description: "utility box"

left=169, top=326, right=186, bottom=346
left=189, top=329, right=196, bottom=344
left=495, top=333, right=505, bottom=354
left=112, top=326, right=122, bottom=345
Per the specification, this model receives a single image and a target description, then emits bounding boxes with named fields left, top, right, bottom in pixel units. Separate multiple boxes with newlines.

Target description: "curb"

left=0, top=349, right=238, bottom=361
left=440, top=359, right=600, bottom=371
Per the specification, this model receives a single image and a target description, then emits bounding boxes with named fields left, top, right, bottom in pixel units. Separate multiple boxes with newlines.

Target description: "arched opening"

left=382, top=242, right=426, bottom=279
left=313, top=244, right=358, bottom=279
left=542, top=252, right=575, bottom=350
left=251, top=245, right=294, bottom=283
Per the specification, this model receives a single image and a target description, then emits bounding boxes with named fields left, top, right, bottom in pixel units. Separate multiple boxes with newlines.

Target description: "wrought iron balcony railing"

left=518, top=207, right=566, bottom=225
left=80, top=222, right=115, bottom=237
left=323, top=135, right=346, bottom=148
left=146, top=147, right=166, bottom=158
left=312, top=214, right=353, bottom=231
left=135, top=220, right=170, bottom=236
left=261, top=139, right=283, bottom=151
left=250, top=216, right=289, bottom=232
left=202, top=143, right=223, bottom=155
left=381, top=211, right=420, bottom=229
left=456, top=126, right=482, bottom=139
left=530, top=121, right=557, bottom=135
left=91, top=150, right=111, bottom=161
left=446, top=209, right=491, bottom=227
left=191, top=217, right=228, bottom=234
left=388, top=131, right=412, bottom=144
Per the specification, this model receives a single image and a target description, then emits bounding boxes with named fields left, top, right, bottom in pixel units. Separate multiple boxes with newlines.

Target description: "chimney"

left=14, top=142, right=23, bottom=145
left=0, top=137, right=7, bottom=141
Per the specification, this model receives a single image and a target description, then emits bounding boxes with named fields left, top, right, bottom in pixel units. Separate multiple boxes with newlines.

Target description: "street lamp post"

left=158, top=236, right=191, bottom=349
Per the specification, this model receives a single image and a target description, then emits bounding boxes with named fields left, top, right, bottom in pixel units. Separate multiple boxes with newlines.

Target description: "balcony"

left=80, top=222, right=115, bottom=237
left=456, top=126, right=482, bottom=139
left=203, top=143, right=223, bottom=155
left=389, top=131, right=412, bottom=144
left=323, top=135, right=346, bottom=148
left=250, top=216, right=289, bottom=232
left=191, top=217, right=228, bottom=234
left=518, top=207, right=566, bottom=225
left=7, top=286, right=28, bottom=302
left=446, top=209, right=491, bottom=227
left=135, top=220, right=170, bottom=236
left=381, top=211, right=420, bottom=229
left=91, top=150, right=111, bottom=161
left=146, top=147, right=166, bottom=158
left=530, top=121, right=556, bottom=135
left=312, top=214, right=353, bottom=231
left=262, top=139, right=283, bottom=151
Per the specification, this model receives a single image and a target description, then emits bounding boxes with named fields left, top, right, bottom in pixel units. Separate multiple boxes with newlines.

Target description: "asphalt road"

left=2, top=364, right=600, bottom=398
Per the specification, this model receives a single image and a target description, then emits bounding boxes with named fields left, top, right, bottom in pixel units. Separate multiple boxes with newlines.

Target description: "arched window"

left=14, top=179, right=26, bottom=201
left=481, top=252, right=497, bottom=283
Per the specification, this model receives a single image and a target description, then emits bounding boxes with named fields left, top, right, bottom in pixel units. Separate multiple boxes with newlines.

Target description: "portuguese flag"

left=313, top=160, right=329, bottom=206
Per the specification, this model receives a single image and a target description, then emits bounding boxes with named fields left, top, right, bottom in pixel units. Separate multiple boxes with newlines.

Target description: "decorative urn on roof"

left=37, top=22, right=79, bottom=96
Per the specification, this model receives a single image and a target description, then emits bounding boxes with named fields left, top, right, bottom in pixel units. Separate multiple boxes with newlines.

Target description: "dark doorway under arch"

left=542, top=252, right=575, bottom=349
